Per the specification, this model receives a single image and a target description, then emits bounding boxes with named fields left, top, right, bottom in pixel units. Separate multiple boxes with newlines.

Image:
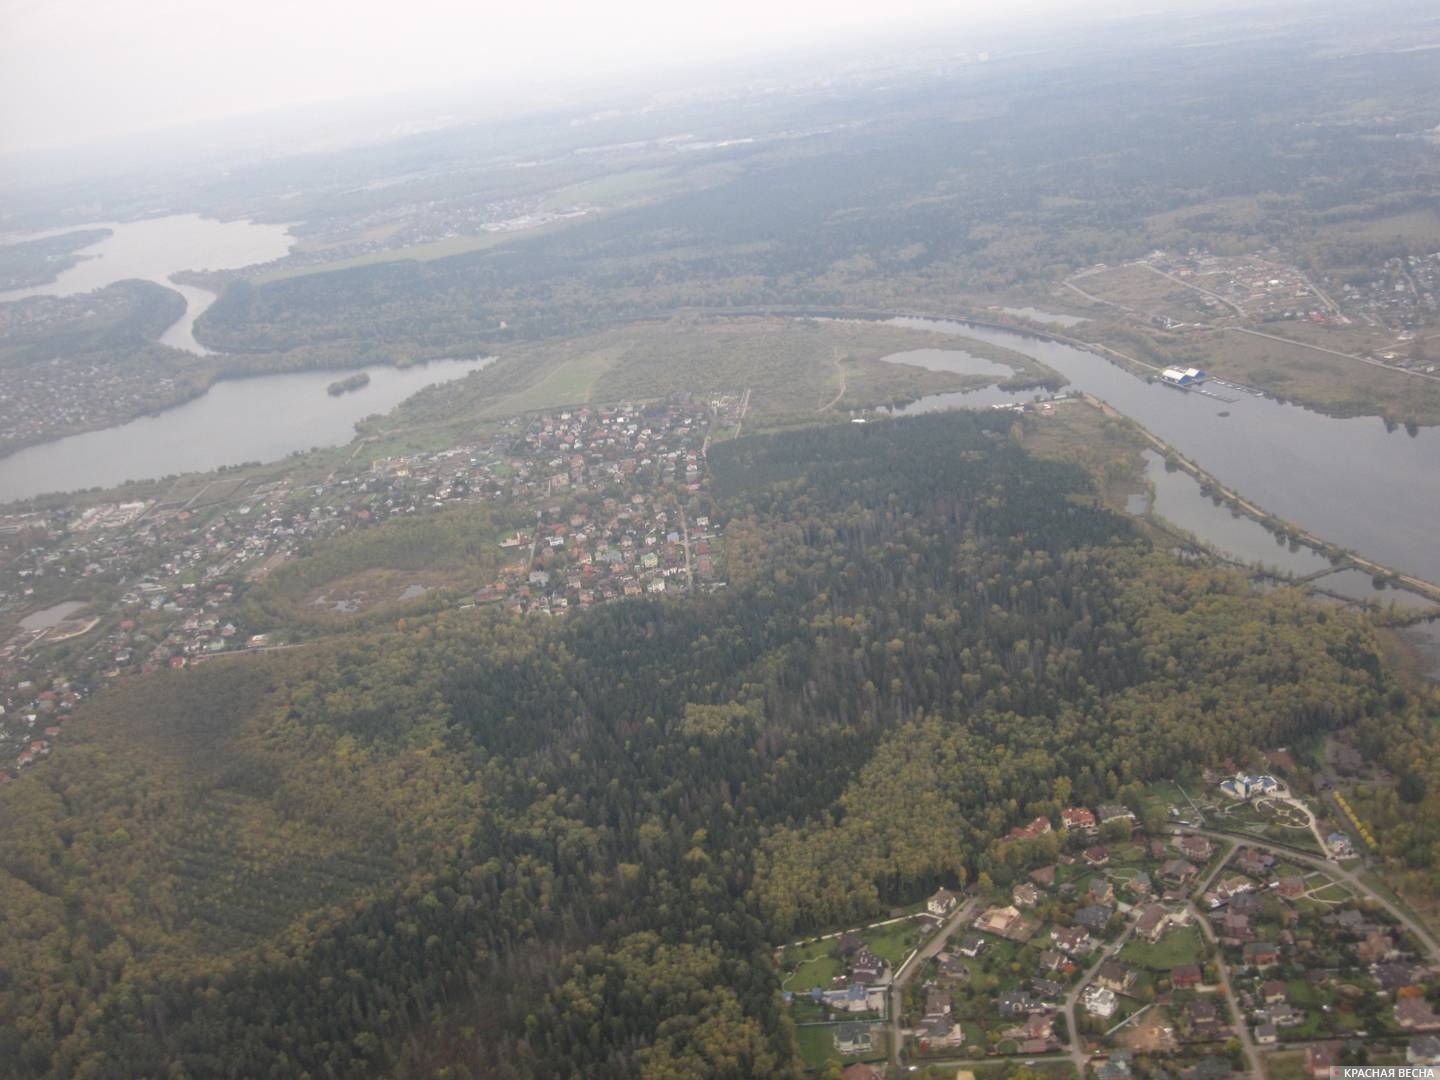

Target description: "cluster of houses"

left=0, top=394, right=739, bottom=785
left=0, top=289, right=196, bottom=452
left=1341, top=252, right=1440, bottom=336
left=484, top=496, right=714, bottom=614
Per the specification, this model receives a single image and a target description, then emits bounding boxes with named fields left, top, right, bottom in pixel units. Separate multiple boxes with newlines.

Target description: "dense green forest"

left=0, top=411, right=1422, bottom=1077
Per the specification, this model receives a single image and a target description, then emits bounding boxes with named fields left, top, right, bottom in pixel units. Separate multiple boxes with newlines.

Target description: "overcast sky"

left=0, top=0, right=1201, bottom=155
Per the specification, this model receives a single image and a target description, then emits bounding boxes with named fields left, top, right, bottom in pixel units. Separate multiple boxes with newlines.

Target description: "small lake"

left=0, top=358, right=492, bottom=502
left=19, top=600, right=87, bottom=630
left=997, top=306, right=1088, bottom=326
left=875, top=347, right=1046, bottom=414
left=0, top=214, right=294, bottom=354
left=881, top=316, right=1440, bottom=586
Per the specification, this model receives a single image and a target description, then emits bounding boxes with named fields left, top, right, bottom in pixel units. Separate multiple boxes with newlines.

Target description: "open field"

left=1069, top=264, right=1221, bottom=324
left=538, top=167, right=678, bottom=211
left=859, top=918, right=926, bottom=968
left=1143, top=325, right=1440, bottom=426
left=360, top=315, right=1054, bottom=458
left=254, top=217, right=582, bottom=283
left=1118, top=926, right=1207, bottom=971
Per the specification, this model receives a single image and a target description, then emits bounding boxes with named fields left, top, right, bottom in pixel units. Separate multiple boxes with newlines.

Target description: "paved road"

left=1190, top=900, right=1258, bottom=1075
left=889, top=896, right=982, bottom=1068
left=1064, top=925, right=1135, bottom=1075
left=1172, top=825, right=1440, bottom=962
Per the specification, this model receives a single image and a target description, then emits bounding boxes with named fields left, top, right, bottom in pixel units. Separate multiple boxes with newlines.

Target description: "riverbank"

left=1075, top=393, right=1440, bottom=606
left=687, top=303, right=1440, bottom=589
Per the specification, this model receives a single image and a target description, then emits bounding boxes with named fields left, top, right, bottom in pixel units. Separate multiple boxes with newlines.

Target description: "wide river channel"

left=0, top=290, right=1435, bottom=588
left=869, top=315, right=1440, bottom=587
left=0, top=358, right=490, bottom=502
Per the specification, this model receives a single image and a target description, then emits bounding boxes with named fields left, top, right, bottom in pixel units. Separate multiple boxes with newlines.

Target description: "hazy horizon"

left=1, top=0, right=1238, bottom=161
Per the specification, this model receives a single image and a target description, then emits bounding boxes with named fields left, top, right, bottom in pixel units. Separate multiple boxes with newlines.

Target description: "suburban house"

left=1176, top=834, right=1213, bottom=861
left=1037, top=950, right=1067, bottom=977
left=1125, top=871, right=1153, bottom=898
left=977, top=905, right=1023, bottom=936
left=849, top=948, right=885, bottom=983
left=996, top=991, right=1041, bottom=1018
left=1276, top=876, right=1306, bottom=899
left=924, top=989, right=952, bottom=1020
left=1083, top=985, right=1118, bottom=1019
left=1306, top=1042, right=1340, bottom=1079
left=824, top=985, right=873, bottom=1013
left=1171, top=964, right=1203, bottom=989
left=1083, top=845, right=1110, bottom=867
left=834, top=1022, right=873, bottom=1055
left=1235, top=847, right=1276, bottom=876
left=1096, top=961, right=1137, bottom=996
left=958, top=933, right=987, bottom=958
left=1032, top=977, right=1065, bottom=1001
left=1089, top=880, right=1115, bottom=906
left=1008, top=815, right=1053, bottom=842
left=835, top=933, right=863, bottom=958
left=1397, top=998, right=1440, bottom=1031
left=1062, top=807, right=1098, bottom=832
left=1136, top=904, right=1169, bottom=943
left=1013, top=882, right=1041, bottom=908
left=927, top=888, right=958, bottom=917
left=1160, top=858, right=1198, bottom=887
left=1096, top=804, right=1135, bottom=826
left=1052, top=926, right=1092, bottom=954
left=1075, top=904, right=1113, bottom=932
left=1207, top=910, right=1244, bottom=943
left=1242, top=941, right=1280, bottom=968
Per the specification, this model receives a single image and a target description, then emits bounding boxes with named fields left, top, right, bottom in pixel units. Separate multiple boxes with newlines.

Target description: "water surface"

left=0, top=358, right=490, bottom=502
left=19, top=600, right=87, bottom=630
left=997, top=306, right=1088, bottom=326
left=0, top=214, right=293, bottom=354
left=885, top=316, right=1440, bottom=585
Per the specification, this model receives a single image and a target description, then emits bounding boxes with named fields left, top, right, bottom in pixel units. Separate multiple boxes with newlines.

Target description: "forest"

left=1, top=409, right=1424, bottom=1078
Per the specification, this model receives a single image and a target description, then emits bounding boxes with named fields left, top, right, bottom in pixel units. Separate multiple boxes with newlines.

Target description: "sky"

left=0, top=0, right=1182, bottom=155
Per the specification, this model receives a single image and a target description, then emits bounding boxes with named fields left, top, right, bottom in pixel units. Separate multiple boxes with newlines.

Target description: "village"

left=1062, top=248, right=1440, bottom=379
left=779, top=764, right=1440, bottom=1080
left=0, top=393, right=739, bottom=783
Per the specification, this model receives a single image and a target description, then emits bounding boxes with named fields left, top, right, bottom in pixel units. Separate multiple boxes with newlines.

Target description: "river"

left=0, top=358, right=491, bottom=502
left=0, top=214, right=294, bottom=354
left=873, top=316, right=1440, bottom=586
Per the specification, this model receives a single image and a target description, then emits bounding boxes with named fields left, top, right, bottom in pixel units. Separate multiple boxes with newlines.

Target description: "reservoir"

left=0, top=358, right=490, bottom=502
left=0, top=214, right=294, bottom=354
left=875, top=316, right=1440, bottom=586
